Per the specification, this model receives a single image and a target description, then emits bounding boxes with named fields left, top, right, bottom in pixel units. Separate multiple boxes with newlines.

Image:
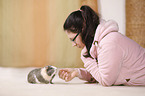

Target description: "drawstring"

left=93, top=40, right=101, bottom=49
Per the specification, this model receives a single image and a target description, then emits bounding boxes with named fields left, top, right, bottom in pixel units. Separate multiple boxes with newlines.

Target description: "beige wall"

left=0, top=0, right=98, bottom=68
left=126, top=0, right=145, bottom=48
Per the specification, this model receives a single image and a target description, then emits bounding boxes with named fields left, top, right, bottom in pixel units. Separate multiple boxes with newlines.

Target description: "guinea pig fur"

left=27, top=65, right=57, bottom=84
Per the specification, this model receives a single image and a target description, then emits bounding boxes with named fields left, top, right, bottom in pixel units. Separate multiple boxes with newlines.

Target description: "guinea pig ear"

left=47, top=65, right=52, bottom=69
left=44, top=65, right=50, bottom=70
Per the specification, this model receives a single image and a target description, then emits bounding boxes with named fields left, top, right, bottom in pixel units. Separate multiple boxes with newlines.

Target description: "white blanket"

left=0, top=67, right=145, bottom=96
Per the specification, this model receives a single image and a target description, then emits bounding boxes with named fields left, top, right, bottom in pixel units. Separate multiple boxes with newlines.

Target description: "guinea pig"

left=27, top=65, right=57, bottom=84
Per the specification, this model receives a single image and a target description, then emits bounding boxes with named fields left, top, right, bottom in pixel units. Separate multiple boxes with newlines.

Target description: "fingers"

left=59, top=69, right=70, bottom=82
left=58, top=68, right=79, bottom=82
left=59, top=69, right=69, bottom=78
left=59, top=68, right=75, bottom=82
left=62, top=71, right=68, bottom=81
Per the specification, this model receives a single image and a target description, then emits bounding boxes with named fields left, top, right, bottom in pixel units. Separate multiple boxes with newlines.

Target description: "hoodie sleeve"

left=81, top=42, right=123, bottom=86
left=77, top=68, right=97, bottom=83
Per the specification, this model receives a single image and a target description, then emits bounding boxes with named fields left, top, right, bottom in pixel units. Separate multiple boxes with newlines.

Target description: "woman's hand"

left=58, top=68, right=79, bottom=82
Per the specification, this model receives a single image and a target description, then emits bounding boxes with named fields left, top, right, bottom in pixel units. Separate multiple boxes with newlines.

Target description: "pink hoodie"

left=78, top=20, right=145, bottom=86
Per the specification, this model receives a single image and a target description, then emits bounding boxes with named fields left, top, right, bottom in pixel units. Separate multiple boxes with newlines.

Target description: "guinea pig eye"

left=47, top=69, right=54, bottom=76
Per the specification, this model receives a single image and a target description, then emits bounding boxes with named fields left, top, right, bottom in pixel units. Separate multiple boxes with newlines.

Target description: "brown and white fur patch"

left=27, top=66, right=57, bottom=84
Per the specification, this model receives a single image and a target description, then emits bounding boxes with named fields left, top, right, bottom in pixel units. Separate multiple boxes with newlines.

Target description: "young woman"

left=59, top=5, right=145, bottom=86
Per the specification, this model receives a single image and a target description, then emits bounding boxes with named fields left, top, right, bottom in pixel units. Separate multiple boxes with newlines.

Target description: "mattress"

left=0, top=67, right=145, bottom=96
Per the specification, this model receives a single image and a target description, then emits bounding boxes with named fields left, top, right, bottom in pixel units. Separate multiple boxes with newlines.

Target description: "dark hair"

left=63, top=5, right=100, bottom=57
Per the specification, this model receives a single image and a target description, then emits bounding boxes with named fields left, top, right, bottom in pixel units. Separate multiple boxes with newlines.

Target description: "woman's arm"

left=59, top=68, right=96, bottom=83
left=81, top=43, right=123, bottom=86
left=77, top=68, right=97, bottom=83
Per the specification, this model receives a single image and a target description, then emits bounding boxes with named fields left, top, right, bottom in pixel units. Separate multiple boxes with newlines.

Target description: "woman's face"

left=66, top=31, right=85, bottom=48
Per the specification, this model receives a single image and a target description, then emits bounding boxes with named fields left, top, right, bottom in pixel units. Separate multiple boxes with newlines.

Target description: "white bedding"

left=0, top=67, right=145, bottom=96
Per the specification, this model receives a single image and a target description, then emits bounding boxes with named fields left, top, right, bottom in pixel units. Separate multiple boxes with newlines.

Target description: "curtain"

left=0, top=0, right=98, bottom=67
left=126, top=0, right=145, bottom=48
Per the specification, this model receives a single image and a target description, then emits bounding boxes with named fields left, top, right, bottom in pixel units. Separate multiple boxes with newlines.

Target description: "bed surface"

left=0, top=67, right=145, bottom=96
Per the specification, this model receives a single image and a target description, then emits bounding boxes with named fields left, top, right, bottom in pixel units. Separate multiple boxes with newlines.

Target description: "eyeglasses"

left=71, top=33, right=80, bottom=42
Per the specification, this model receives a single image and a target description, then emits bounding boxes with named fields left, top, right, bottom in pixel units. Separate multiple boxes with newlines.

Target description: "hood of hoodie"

left=90, top=19, right=119, bottom=59
left=94, top=19, right=119, bottom=42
